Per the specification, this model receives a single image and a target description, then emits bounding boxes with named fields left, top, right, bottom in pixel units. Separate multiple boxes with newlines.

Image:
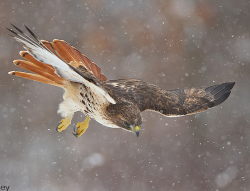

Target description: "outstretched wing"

left=158, top=82, right=235, bottom=116
left=7, top=24, right=115, bottom=104
left=106, top=79, right=235, bottom=116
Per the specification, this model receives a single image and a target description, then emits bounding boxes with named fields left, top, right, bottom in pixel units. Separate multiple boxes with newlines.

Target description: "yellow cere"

left=134, top=126, right=140, bottom=132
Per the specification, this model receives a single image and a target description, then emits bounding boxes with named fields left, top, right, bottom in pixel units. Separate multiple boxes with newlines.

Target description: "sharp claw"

left=72, top=132, right=79, bottom=138
left=56, top=121, right=62, bottom=132
left=72, top=124, right=78, bottom=137
left=72, top=123, right=81, bottom=138
left=73, top=124, right=77, bottom=133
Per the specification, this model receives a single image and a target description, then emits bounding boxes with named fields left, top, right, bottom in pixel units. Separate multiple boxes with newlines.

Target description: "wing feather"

left=106, top=79, right=235, bottom=116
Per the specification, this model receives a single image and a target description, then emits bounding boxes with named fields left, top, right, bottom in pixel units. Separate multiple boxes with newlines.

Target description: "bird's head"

left=106, top=102, right=142, bottom=137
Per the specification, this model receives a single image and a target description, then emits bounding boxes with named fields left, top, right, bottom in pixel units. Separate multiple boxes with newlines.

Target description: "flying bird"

left=7, top=25, right=235, bottom=137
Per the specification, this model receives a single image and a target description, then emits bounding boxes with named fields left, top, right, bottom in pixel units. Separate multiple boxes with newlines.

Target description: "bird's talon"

left=56, top=116, right=72, bottom=132
left=72, top=116, right=90, bottom=138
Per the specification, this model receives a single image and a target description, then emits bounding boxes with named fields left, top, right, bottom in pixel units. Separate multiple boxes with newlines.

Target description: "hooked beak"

left=135, top=130, right=139, bottom=137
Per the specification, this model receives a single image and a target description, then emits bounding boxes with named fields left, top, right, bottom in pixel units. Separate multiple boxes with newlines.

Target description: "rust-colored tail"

left=9, top=51, right=67, bottom=87
left=8, top=25, right=108, bottom=87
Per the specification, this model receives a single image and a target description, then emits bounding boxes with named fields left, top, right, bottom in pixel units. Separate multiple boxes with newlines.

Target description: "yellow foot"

left=56, top=116, right=72, bottom=132
left=73, top=116, right=90, bottom=138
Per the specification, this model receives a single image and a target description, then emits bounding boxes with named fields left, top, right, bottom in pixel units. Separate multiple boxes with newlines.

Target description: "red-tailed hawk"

left=7, top=25, right=235, bottom=137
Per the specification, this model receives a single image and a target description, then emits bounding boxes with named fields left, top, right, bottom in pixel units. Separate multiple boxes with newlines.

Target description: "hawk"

left=7, top=25, right=235, bottom=137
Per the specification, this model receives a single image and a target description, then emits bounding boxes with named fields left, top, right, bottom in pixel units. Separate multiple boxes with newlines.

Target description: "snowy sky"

left=0, top=0, right=249, bottom=190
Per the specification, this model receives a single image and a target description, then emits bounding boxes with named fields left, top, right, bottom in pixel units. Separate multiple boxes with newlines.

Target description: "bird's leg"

left=73, top=116, right=90, bottom=138
left=57, top=115, right=72, bottom=132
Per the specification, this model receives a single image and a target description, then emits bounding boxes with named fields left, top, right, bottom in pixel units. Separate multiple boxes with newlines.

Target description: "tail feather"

left=20, top=51, right=55, bottom=74
left=8, top=24, right=108, bottom=83
left=51, top=39, right=106, bottom=80
left=8, top=71, right=62, bottom=87
left=71, top=46, right=106, bottom=81
left=7, top=25, right=85, bottom=83
left=40, top=40, right=62, bottom=58
left=12, top=59, right=65, bottom=86
left=52, top=40, right=84, bottom=65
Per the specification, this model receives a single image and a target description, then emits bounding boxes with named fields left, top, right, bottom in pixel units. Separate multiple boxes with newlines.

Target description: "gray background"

left=0, top=0, right=249, bottom=190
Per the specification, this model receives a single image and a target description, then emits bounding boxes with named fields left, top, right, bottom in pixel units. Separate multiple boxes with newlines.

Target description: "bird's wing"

left=106, top=79, right=235, bottom=116
left=155, top=82, right=235, bottom=116
left=7, top=24, right=115, bottom=104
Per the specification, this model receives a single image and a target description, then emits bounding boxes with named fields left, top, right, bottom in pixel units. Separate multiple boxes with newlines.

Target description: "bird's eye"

left=123, top=121, right=130, bottom=127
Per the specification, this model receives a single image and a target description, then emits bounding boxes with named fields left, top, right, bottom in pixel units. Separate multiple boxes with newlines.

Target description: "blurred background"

left=0, top=0, right=249, bottom=190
